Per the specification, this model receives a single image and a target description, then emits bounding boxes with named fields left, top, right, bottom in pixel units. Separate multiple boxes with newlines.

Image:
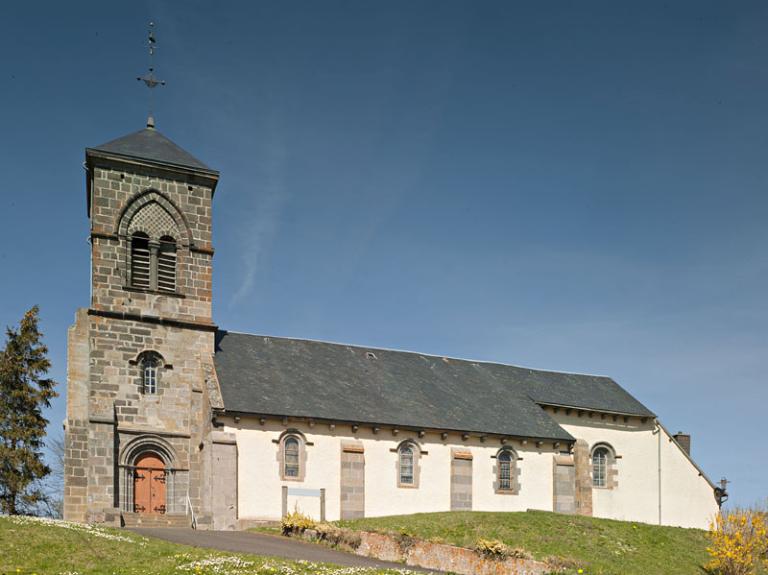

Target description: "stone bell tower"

left=63, top=121, right=222, bottom=527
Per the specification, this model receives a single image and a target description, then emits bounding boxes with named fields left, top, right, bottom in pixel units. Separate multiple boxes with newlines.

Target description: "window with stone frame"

left=399, top=444, right=415, bottom=485
left=394, top=440, right=422, bottom=488
left=494, top=447, right=520, bottom=493
left=591, top=444, right=617, bottom=489
left=284, top=437, right=300, bottom=478
left=141, top=353, right=161, bottom=395
left=277, top=433, right=307, bottom=481
left=498, top=450, right=513, bottom=490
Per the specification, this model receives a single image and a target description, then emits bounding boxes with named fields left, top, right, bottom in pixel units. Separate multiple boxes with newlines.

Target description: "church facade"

left=64, top=124, right=723, bottom=531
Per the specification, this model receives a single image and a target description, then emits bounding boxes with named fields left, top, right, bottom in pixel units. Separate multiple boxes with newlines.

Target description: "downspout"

left=655, top=418, right=662, bottom=525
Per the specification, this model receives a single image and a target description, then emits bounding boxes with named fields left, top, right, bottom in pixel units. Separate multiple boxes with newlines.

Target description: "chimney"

left=674, top=432, right=691, bottom=455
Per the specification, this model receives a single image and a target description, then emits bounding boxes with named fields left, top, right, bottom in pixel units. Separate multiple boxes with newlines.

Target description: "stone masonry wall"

left=340, top=442, right=365, bottom=519
left=62, top=309, right=90, bottom=522
left=65, top=153, right=220, bottom=526
left=451, top=449, right=473, bottom=511
left=89, top=164, right=214, bottom=325
left=573, top=439, right=593, bottom=516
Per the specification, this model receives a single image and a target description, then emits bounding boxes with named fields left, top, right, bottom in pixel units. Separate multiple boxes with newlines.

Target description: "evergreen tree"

left=0, top=306, right=58, bottom=515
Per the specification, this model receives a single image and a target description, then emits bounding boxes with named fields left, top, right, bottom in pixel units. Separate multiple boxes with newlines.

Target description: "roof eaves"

left=217, top=409, right=576, bottom=443
left=534, top=401, right=656, bottom=418
left=85, top=147, right=220, bottom=178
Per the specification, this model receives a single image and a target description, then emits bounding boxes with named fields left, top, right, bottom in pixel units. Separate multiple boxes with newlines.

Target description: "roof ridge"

left=218, top=329, right=615, bottom=380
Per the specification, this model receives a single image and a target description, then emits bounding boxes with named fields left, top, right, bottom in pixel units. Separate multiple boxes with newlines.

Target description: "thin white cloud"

left=230, top=135, right=289, bottom=308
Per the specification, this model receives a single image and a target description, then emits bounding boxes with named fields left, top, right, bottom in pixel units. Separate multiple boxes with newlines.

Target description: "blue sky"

left=0, top=1, right=766, bottom=508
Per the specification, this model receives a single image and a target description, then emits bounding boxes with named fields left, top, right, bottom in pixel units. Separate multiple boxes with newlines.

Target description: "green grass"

left=336, top=510, right=711, bottom=575
left=0, top=515, right=417, bottom=575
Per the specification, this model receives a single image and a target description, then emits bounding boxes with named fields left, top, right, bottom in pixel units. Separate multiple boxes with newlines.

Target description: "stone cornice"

left=87, top=308, right=218, bottom=332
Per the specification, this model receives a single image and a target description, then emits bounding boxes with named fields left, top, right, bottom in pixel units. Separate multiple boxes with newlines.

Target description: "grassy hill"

left=0, top=515, right=415, bottom=575
left=336, top=510, right=711, bottom=575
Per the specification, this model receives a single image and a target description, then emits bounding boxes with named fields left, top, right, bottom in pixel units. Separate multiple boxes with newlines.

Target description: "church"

left=63, top=120, right=724, bottom=531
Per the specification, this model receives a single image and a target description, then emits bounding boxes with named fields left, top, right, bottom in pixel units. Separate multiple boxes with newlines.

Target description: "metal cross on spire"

left=136, top=21, right=166, bottom=129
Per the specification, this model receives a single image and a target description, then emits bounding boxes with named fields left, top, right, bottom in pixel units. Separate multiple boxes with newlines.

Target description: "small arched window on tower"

left=157, top=236, right=177, bottom=293
left=130, top=232, right=151, bottom=289
left=141, top=353, right=160, bottom=395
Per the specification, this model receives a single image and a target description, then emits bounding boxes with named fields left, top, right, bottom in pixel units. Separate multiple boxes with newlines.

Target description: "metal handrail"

left=186, top=493, right=197, bottom=529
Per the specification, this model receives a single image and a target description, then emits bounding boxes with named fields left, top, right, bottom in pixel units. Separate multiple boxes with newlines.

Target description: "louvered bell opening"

left=131, top=233, right=151, bottom=289
left=157, top=237, right=177, bottom=293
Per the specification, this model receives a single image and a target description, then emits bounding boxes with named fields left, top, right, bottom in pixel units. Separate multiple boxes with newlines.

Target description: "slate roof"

left=88, top=127, right=215, bottom=173
left=214, top=331, right=655, bottom=441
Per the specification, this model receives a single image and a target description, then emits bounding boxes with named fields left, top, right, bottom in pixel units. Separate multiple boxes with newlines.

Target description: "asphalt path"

left=130, top=527, right=440, bottom=573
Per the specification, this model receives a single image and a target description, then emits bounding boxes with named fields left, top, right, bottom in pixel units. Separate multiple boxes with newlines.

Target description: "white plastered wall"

left=551, top=410, right=719, bottom=529
left=224, top=416, right=560, bottom=523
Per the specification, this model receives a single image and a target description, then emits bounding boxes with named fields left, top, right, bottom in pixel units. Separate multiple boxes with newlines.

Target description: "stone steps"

left=122, top=513, right=191, bottom=528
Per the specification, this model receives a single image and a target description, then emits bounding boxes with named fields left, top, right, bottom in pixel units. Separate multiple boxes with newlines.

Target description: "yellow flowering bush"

left=281, top=508, right=316, bottom=535
left=706, top=508, right=768, bottom=575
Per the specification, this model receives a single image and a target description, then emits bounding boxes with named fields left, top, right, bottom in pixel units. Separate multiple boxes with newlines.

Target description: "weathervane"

left=136, top=21, right=166, bottom=128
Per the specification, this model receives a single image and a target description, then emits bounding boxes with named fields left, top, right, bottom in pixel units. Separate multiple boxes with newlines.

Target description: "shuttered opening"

left=157, top=236, right=177, bottom=293
left=131, top=233, right=151, bottom=289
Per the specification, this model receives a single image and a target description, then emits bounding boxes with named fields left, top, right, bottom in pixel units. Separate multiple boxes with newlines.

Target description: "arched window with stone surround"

left=284, top=437, right=300, bottom=478
left=394, top=440, right=423, bottom=488
left=494, top=447, right=519, bottom=493
left=278, top=433, right=307, bottom=481
left=498, top=450, right=513, bottom=490
left=591, top=443, right=617, bottom=489
left=398, top=444, right=414, bottom=485
left=130, top=232, right=151, bottom=289
left=141, top=352, right=161, bottom=395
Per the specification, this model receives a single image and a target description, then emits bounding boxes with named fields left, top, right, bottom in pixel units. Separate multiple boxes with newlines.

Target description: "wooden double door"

left=133, top=453, right=167, bottom=515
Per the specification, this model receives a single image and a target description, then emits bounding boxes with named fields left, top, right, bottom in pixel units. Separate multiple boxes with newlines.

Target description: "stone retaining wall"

left=294, top=529, right=551, bottom=575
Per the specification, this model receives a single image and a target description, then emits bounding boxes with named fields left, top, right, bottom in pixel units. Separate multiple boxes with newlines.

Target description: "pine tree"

left=0, top=306, right=58, bottom=515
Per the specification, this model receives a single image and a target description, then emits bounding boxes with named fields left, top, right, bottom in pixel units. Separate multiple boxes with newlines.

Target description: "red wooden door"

left=134, top=453, right=166, bottom=514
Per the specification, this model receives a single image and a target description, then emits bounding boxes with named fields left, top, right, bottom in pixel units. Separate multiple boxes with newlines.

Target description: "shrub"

left=396, top=527, right=416, bottom=553
left=314, top=522, right=362, bottom=549
left=474, top=538, right=532, bottom=561
left=706, top=508, right=768, bottom=575
left=281, top=508, right=316, bottom=535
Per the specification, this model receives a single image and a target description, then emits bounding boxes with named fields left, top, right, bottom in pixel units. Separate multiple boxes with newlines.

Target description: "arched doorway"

left=133, top=452, right=166, bottom=515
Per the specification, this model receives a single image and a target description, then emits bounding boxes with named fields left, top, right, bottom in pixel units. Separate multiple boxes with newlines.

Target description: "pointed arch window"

left=157, top=236, right=177, bottom=292
left=130, top=232, right=151, bottom=289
